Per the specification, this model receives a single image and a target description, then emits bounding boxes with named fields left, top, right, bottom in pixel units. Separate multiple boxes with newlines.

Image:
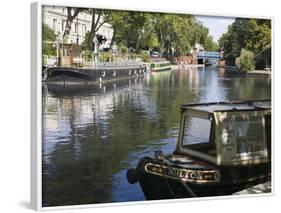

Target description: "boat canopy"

left=150, top=61, right=171, bottom=68
left=176, top=100, right=271, bottom=166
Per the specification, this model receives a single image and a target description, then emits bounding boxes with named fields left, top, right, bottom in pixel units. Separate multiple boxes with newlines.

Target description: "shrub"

left=81, top=50, right=93, bottom=60
left=235, top=49, right=255, bottom=72
left=141, top=50, right=150, bottom=62
left=42, top=43, right=56, bottom=56
left=119, top=44, right=128, bottom=54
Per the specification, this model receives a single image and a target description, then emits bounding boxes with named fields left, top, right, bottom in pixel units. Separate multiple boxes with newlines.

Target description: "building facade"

left=42, top=5, right=113, bottom=49
left=42, top=6, right=114, bottom=66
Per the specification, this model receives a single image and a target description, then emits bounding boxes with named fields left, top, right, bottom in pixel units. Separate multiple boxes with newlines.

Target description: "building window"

left=62, top=21, right=64, bottom=31
left=74, top=23, right=77, bottom=33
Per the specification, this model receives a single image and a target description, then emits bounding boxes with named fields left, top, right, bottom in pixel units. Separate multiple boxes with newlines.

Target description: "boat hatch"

left=176, top=100, right=271, bottom=166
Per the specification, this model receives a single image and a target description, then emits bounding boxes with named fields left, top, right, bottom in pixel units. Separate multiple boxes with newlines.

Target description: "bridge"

left=197, top=51, right=220, bottom=65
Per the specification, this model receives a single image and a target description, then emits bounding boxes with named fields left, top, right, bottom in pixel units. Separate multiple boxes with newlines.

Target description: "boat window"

left=182, top=116, right=216, bottom=156
left=215, top=111, right=268, bottom=163
left=234, top=117, right=265, bottom=155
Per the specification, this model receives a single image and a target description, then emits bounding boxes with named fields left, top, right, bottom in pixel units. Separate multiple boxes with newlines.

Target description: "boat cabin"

left=175, top=100, right=271, bottom=166
left=150, top=61, right=171, bottom=72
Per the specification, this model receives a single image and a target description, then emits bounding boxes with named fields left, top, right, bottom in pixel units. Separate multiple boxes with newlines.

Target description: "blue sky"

left=195, top=15, right=235, bottom=42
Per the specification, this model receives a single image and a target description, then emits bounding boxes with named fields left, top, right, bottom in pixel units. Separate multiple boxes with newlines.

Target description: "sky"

left=195, top=15, right=235, bottom=42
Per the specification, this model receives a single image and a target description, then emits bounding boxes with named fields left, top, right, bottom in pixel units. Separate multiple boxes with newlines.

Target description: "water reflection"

left=42, top=66, right=271, bottom=206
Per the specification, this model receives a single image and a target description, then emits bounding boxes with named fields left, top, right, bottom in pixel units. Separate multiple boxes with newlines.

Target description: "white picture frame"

left=31, top=0, right=273, bottom=211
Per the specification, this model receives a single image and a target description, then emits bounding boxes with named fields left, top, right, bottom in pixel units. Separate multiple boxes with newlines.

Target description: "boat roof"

left=181, top=99, right=271, bottom=113
left=151, top=61, right=170, bottom=64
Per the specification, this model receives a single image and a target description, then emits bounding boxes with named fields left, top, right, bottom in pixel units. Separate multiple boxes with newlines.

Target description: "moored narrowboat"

left=150, top=61, right=172, bottom=72
left=127, top=100, right=271, bottom=200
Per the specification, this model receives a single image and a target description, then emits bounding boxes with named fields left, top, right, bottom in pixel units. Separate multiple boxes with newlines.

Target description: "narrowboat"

left=204, top=59, right=215, bottom=67
left=127, top=100, right=271, bottom=200
left=150, top=61, right=172, bottom=72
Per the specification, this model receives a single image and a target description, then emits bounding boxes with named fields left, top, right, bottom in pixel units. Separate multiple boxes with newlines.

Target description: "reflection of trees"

left=42, top=77, right=164, bottom=206
left=219, top=71, right=271, bottom=100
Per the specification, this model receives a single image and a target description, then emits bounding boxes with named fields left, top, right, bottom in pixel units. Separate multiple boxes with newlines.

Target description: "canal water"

left=42, top=66, right=271, bottom=207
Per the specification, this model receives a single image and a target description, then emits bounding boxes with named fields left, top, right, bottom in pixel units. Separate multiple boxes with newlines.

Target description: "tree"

left=87, top=10, right=219, bottom=59
left=105, top=10, right=130, bottom=49
left=203, top=35, right=219, bottom=51
left=63, top=7, right=82, bottom=40
left=88, top=9, right=107, bottom=52
left=106, top=11, right=154, bottom=53
left=43, top=24, right=56, bottom=41
left=153, top=14, right=199, bottom=57
left=219, top=18, right=271, bottom=67
left=42, top=24, right=56, bottom=56
left=235, top=49, right=255, bottom=72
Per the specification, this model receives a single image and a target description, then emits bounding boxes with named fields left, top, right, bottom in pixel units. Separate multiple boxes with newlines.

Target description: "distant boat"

left=204, top=59, right=214, bottom=67
left=150, top=61, right=172, bottom=72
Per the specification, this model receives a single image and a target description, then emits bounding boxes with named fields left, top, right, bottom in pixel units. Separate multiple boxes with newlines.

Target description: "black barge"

left=44, top=65, right=147, bottom=84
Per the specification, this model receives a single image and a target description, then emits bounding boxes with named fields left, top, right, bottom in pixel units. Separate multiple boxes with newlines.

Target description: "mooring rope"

left=155, top=152, right=197, bottom=198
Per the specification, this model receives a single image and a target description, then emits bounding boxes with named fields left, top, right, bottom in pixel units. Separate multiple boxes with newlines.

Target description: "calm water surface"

left=42, top=66, right=271, bottom=206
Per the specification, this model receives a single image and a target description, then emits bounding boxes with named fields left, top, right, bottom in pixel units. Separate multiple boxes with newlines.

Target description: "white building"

left=42, top=5, right=113, bottom=50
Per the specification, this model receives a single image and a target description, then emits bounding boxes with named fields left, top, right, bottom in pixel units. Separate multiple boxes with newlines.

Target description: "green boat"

left=150, top=61, right=172, bottom=72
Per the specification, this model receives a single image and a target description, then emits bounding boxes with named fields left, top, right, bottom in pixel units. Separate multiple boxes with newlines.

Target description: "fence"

left=43, top=53, right=143, bottom=69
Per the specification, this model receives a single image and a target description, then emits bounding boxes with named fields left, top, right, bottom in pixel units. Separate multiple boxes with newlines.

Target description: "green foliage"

left=140, top=50, right=150, bottom=62
left=119, top=44, right=128, bottom=54
left=99, top=52, right=113, bottom=62
left=204, top=35, right=219, bottom=51
left=219, top=18, right=271, bottom=67
left=81, top=50, right=93, bottom=60
left=42, top=24, right=56, bottom=56
left=82, top=32, right=107, bottom=51
left=105, top=11, right=217, bottom=58
left=42, top=43, right=56, bottom=56
left=235, top=49, right=255, bottom=72
left=82, top=32, right=91, bottom=51
left=42, top=24, right=56, bottom=41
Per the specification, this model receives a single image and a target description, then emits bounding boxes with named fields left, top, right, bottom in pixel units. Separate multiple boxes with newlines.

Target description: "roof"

left=181, top=100, right=271, bottom=113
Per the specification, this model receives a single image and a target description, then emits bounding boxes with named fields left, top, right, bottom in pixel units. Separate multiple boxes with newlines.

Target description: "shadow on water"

left=42, top=66, right=271, bottom=207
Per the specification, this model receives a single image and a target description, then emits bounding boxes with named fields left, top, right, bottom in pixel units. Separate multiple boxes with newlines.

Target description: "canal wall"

left=46, top=65, right=147, bottom=84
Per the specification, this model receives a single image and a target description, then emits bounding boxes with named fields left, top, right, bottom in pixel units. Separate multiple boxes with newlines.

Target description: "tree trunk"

left=88, top=10, right=96, bottom=51
left=88, top=10, right=104, bottom=51
left=63, top=7, right=81, bottom=39
left=135, top=32, right=142, bottom=53
left=109, top=27, right=116, bottom=49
